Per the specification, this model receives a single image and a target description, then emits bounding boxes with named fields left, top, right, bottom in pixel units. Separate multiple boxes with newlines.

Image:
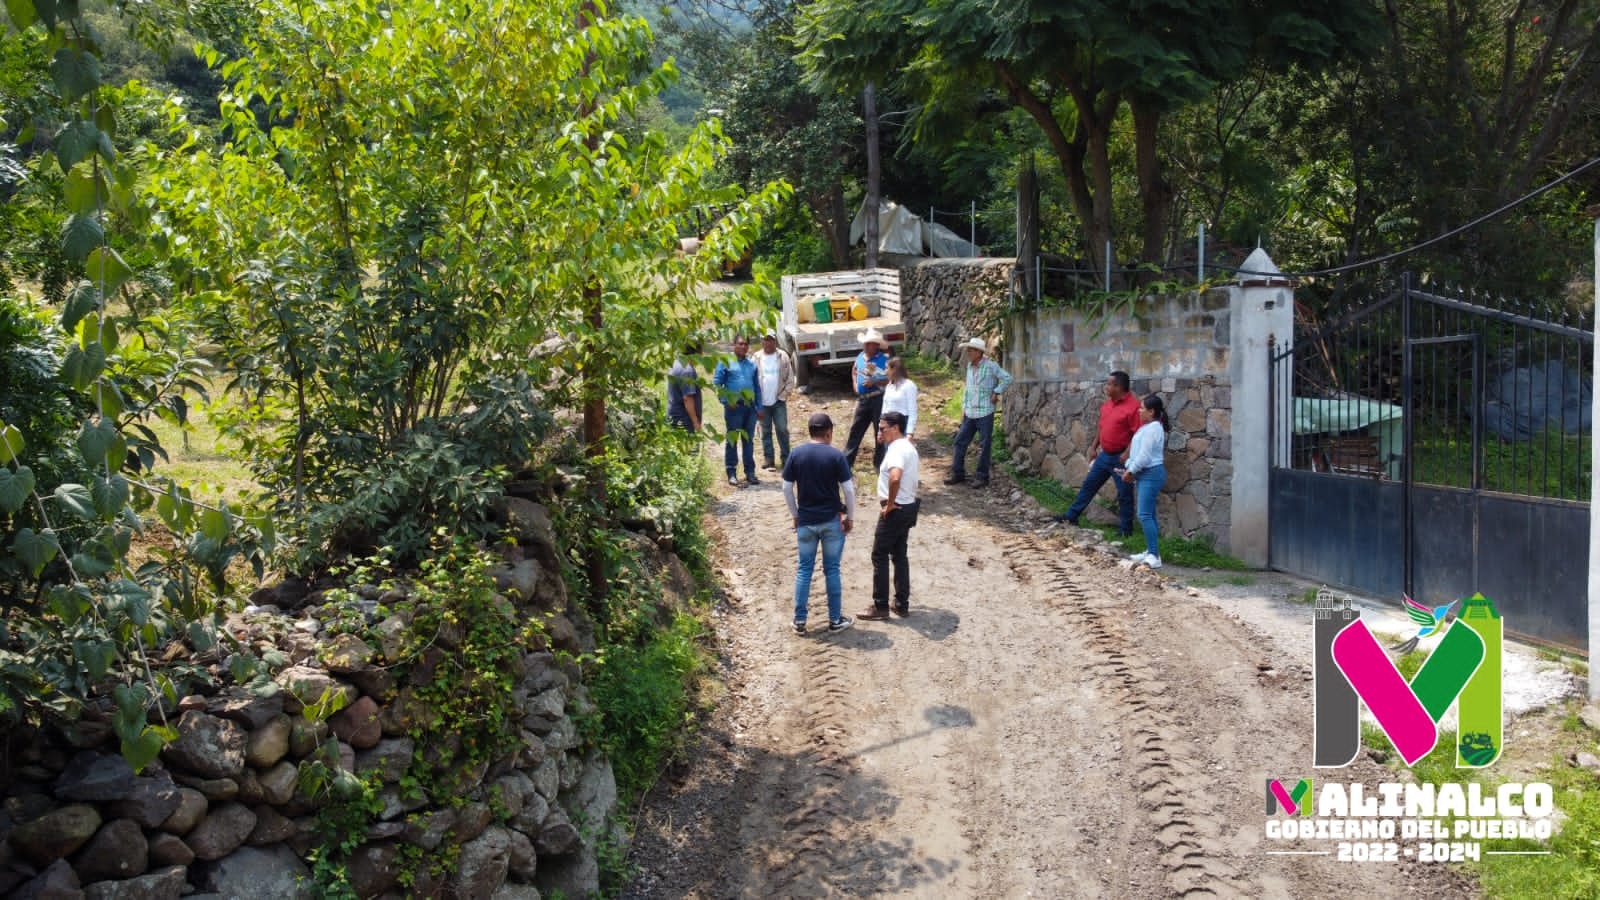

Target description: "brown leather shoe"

left=858, top=606, right=891, bottom=620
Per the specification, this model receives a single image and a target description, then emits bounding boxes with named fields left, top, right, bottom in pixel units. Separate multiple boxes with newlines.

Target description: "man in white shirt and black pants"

left=860, top=410, right=920, bottom=620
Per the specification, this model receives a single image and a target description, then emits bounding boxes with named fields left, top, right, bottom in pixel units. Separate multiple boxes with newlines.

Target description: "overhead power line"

left=1270, top=154, right=1600, bottom=280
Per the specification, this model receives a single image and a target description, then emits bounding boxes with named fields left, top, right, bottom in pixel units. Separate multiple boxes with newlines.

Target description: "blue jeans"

left=1135, top=465, right=1166, bottom=557
left=724, top=404, right=757, bottom=478
left=760, top=401, right=790, bottom=466
left=950, top=413, right=995, bottom=480
left=1065, top=449, right=1135, bottom=535
left=794, top=517, right=845, bottom=624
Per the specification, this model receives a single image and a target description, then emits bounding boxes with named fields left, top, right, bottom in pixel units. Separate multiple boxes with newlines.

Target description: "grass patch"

left=1014, top=470, right=1075, bottom=515
left=898, top=347, right=956, bottom=381
left=1395, top=648, right=1428, bottom=681
left=141, top=395, right=260, bottom=504
left=1188, top=573, right=1257, bottom=588
left=1413, top=423, right=1589, bottom=502
left=940, top=391, right=964, bottom=422
left=1092, top=523, right=1249, bottom=569
left=1011, top=464, right=1251, bottom=569
left=1360, top=713, right=1600, bottom=900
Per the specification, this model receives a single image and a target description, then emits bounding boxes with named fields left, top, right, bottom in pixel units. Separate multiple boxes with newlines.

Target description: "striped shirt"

left=962, top=357, right=1013, bottom=419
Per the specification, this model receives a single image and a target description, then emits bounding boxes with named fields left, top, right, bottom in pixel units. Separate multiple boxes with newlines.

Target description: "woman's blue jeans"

left=794, top=517, right=845, bottom=624
left=1135, top=465, right=1166, bottom=557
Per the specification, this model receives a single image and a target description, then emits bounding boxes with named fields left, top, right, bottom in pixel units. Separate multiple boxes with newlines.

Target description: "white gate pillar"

left=1228, top=248, right=1294, bottom=568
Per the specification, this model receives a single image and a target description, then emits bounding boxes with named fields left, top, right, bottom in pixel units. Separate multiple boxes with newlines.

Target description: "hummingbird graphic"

left=1388, top=594, right=1458, bottom=654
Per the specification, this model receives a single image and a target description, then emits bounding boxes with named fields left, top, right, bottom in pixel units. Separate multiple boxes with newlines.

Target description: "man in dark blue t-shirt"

left=781, top=413, right=857, bottom=635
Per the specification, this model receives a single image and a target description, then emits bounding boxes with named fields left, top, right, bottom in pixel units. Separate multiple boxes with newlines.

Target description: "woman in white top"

left=1119, top=394, right=1169, bottom=568
left=876, top=356, right=919, bottom=469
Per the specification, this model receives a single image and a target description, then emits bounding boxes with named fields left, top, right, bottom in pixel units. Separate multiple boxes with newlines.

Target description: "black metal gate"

left=1269, top=276, right=1592, bottom=651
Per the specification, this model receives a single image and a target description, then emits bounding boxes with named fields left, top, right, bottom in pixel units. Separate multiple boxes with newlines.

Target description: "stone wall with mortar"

left=0, top=498, right=691, bottom=900
left=886, top=255, right=1018, bottom=359
left=1001, top=289, right=1235, bottom=549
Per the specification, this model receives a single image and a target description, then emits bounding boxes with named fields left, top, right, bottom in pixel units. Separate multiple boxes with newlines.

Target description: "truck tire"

left=795, top=355, right=812, bottom=392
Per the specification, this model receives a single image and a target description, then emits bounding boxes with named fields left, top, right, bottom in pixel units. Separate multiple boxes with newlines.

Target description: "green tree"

left=796, top=0, right=1383, bottom=274
left=2, top=0, right=270, bottom=758
left=147, top=0, right=787, bottom=589
left=719, top=19, right=861, bottom=267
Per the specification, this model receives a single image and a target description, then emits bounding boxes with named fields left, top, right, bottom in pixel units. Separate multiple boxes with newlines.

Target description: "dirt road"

left=622, top=374, right=1479, bottom=899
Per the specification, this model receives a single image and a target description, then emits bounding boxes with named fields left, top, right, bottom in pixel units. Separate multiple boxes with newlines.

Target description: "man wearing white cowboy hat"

left=945, top=336, right=1013, bottom=489
left=843, top=327, right=891, bottom=468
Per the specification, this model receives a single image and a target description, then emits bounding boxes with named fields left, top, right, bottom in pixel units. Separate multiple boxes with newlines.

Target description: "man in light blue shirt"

left=713, top=336, right=763, bottom=487
left=843, top=328, right=890, bottom=468
left=945, top=337, right=1012, bottom=489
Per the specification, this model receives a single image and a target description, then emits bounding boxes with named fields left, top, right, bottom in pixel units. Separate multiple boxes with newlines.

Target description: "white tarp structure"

left=850, top=199, right=981, bottom=258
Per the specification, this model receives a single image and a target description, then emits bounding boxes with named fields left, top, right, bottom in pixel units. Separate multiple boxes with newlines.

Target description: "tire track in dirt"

left=760, top=638, right=863, bottom=898
left=1000, top=534, right=1252, bottom=899
left=625, top=377, right=1481, bottom=900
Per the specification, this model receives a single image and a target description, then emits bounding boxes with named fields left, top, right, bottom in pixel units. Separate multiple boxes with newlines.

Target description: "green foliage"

left=391, top=537, right=530, bottom=789
left=749, top=200, right=837, bottom=283
left=290, top=376, right=555, bottom=567
left=588, top=607, right=706, bottom=808
left=1186, top=573, right=1257, bottom=588
left=1412, top=423, right=1590, bottom=502
left=796, top=0, right=1382, bottom=269
left=0, top=298, right=92, bottom=494
left=1, top=0, right=273, bottom=766
left=300, top=762, right=384, bottom=899
left=717, top=20, right=860, bottom=271
left=144, top=0, right=787, bottom=591
left=544, top=416, right=716, bottom=816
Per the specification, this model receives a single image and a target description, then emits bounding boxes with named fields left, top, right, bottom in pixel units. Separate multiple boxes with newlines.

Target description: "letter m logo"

left=1314, top=595, right=1504, bottom=769
left=1266, top=778, right=1312, bottom=816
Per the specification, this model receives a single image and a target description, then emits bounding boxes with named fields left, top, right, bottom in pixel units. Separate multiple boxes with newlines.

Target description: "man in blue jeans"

left=713, top=336, right=763, bottom=487
left=781, top=413, right=857, bottom=635
left=1058, top=370, right=1142, bottom=536
left=944, top=337, right=1013, bottom=489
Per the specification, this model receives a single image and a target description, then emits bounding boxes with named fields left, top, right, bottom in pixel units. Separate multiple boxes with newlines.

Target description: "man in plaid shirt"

left=944, top=337, right=1013, bottom=489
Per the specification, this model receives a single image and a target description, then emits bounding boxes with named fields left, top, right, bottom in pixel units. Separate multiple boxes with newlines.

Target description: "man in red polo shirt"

left=1057, top=370, right=1142, bottom=536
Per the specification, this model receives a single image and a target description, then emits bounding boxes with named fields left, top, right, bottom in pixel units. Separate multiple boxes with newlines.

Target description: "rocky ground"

left=620, top=364, right=1579, bottom=900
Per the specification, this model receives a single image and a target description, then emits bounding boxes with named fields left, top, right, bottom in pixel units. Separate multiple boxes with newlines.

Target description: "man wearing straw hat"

left=945, top=337, right=1013, bottom=489
left=844, top=327, right=891, bottom=468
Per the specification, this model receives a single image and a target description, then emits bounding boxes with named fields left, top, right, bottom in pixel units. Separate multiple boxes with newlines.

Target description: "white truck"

left=779, top=268, right=907, bottom=391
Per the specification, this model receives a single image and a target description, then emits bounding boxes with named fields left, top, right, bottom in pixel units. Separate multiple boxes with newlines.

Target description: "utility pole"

left=864, top=81, right=880, bottom=270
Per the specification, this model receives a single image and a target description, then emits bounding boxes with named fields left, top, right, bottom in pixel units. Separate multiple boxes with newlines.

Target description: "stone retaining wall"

left=1001, top=290, right=1236, bottom=549
left=0, top=497, right=676, bottom=900
left=887, top=255, right=1017, bottom=358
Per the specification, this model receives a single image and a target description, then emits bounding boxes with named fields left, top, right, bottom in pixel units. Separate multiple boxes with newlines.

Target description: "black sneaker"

left=745, top=474, right=761, bottom=486
left=969, top=478, right=989, bottom=488
left=793, top=621, right=806, bottom=636
left=892, top=604, right=910, bottom=617
left=1054, top=512, right=1079, bottom=525
left=943, top=474, right=966, bottom=485
left=828, top=616, right=854, bottom=633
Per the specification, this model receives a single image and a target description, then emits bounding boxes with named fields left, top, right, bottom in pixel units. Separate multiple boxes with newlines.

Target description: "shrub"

left=293, top=375, right=555, bottom=567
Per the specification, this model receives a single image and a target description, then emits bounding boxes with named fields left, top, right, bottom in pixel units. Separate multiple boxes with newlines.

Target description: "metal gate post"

left=1401, top=274, right=1414, bottom=602
left=1267, top=335, right=1277, bottom=565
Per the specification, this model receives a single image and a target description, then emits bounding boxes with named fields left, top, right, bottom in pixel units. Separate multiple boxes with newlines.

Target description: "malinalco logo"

left=1265, top=778, right=1312, bottom=816
left=1314, top=590, right=1502, bottom=768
